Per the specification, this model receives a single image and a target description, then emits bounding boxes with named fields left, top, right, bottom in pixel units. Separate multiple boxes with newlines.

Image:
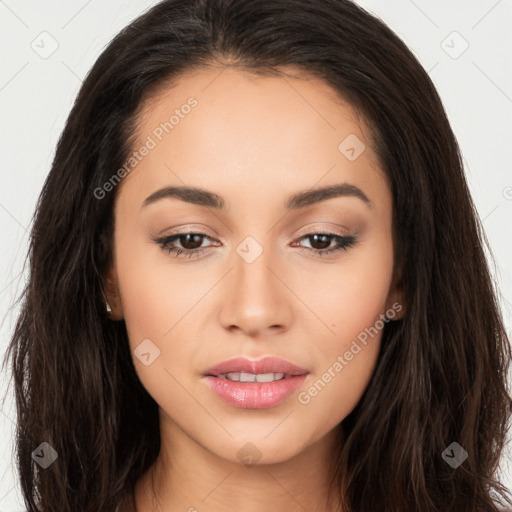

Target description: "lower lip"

left=203, top=374, right=308, bottom=409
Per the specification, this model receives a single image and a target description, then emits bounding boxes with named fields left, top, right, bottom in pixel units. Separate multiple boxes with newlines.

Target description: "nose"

left=217, top=240, right=293, bottom=338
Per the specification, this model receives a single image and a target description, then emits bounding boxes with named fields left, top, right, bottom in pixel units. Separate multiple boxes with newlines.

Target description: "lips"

left=202, top=356, right=310, bottom=409
left=203, top=356, right=309, bottom=378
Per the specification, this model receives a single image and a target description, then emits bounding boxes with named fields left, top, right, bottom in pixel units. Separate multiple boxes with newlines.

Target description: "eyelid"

left=153, top=222, right=356, bottom=243
left=154, top=224, right=218, bottom=239
left=154, top=225, right=359, bottom=258
left=294, top=223, right=353, bottom=238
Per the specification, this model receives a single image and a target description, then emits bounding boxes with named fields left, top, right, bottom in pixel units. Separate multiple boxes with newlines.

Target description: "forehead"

left=116, top=65, right=387, bottom=213
left=135, top=65, right=368, bottom=146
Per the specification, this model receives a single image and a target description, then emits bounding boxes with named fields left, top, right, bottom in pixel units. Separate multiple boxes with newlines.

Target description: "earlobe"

left=103, top=267, right=124, bottom=320
left=387, top=292, right=406, bottom=320
left=386, top=271, right=407, bottom=320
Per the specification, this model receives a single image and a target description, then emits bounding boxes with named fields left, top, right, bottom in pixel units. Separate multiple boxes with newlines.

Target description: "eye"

left=292, top=233, right=357, bottom=256
left=154, top=232, right=219, bottom=259
left=153, top=231, right=357, bottom=259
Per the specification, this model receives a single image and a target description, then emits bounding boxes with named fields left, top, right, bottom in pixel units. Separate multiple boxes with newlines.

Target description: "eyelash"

left=153, top=231, right=358, bottom=259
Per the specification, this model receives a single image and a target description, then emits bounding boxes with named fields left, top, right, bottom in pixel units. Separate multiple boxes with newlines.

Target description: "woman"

left=3, top=0, right=512, bottom=511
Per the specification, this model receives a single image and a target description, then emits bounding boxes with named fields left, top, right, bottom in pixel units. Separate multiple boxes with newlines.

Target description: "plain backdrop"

left=1, top=1, right=511, bottom=510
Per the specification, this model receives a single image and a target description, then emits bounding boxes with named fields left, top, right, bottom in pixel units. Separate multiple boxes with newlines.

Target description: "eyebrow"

left=141, top=182, right=373, bottom=210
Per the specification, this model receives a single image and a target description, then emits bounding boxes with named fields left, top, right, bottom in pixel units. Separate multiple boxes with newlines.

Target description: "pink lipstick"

left=202, top=356, right=309, bottom=409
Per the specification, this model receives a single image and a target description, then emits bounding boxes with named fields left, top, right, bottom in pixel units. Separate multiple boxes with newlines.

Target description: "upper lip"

left=203, top=356, right=309, bottom=377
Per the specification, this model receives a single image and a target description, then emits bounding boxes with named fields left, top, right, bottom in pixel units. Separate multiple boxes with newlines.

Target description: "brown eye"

left=294, top=233, right=357, bottom=256
left=175, top=233, right=205, bottom=250
left=154, top=232, right=217, bottom=258
left=307, top=234, right=332, bottom=250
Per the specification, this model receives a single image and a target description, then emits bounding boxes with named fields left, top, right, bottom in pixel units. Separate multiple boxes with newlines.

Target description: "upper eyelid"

left=156, top=229, right=352, bottom=246
left=156, top=223, right=353, bottom=239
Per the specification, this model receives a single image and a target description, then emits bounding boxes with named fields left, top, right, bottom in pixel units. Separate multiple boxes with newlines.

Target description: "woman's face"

left=107, top=66, right=403, bottom=465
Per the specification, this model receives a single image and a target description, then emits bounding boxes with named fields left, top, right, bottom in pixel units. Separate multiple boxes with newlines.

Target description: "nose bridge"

left=233, top=233, right=279, bottom=300
left=218, top=232, right=292, bottom=335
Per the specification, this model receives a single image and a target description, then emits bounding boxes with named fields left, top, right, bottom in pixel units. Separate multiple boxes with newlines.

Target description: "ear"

left=385, top=266, right=407, bottom=321
left=103, top=266, right=124, bottom=321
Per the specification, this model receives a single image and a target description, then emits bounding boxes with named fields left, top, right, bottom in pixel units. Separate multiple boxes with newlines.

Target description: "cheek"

left=115, top=245, right=200, bottom=410
left=302, top=232, right=394, bottom=347
left=293, top=235, right=393, bottom=420
left=115, top=225, right=202, bottom=341
left=114, top=223, right=224, bottom=409
left=296, top=340, right=381, bottom=438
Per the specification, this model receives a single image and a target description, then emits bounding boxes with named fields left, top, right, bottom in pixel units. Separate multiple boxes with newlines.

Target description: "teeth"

left=217, top=372, right=286, bottom=383
left=256, top=372, right=285, bottom=383
left=240, top=372, right=256, bottom=382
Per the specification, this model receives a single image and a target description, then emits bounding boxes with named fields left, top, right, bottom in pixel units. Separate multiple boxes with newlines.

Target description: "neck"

left=133, top=411, right=344, bottom=512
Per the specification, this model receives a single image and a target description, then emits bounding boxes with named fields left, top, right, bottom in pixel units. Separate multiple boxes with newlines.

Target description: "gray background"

left=1, top=1, right=511, bottom=509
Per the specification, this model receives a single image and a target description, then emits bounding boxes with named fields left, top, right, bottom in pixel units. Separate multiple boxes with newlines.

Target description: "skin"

left=105, top=65, right=405, bottom=512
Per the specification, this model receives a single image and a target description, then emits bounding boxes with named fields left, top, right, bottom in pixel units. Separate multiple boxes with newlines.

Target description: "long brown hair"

left=3, top=1, right=512, bottom=510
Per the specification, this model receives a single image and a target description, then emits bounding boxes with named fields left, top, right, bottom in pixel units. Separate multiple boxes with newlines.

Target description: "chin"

left=201, top=427, right=311, bottom=467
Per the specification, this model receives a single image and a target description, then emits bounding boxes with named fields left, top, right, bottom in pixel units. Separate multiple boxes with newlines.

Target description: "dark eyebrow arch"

left=287, top=183, right=373, bottom=209
left=141, top=182, right=373, bottom=210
